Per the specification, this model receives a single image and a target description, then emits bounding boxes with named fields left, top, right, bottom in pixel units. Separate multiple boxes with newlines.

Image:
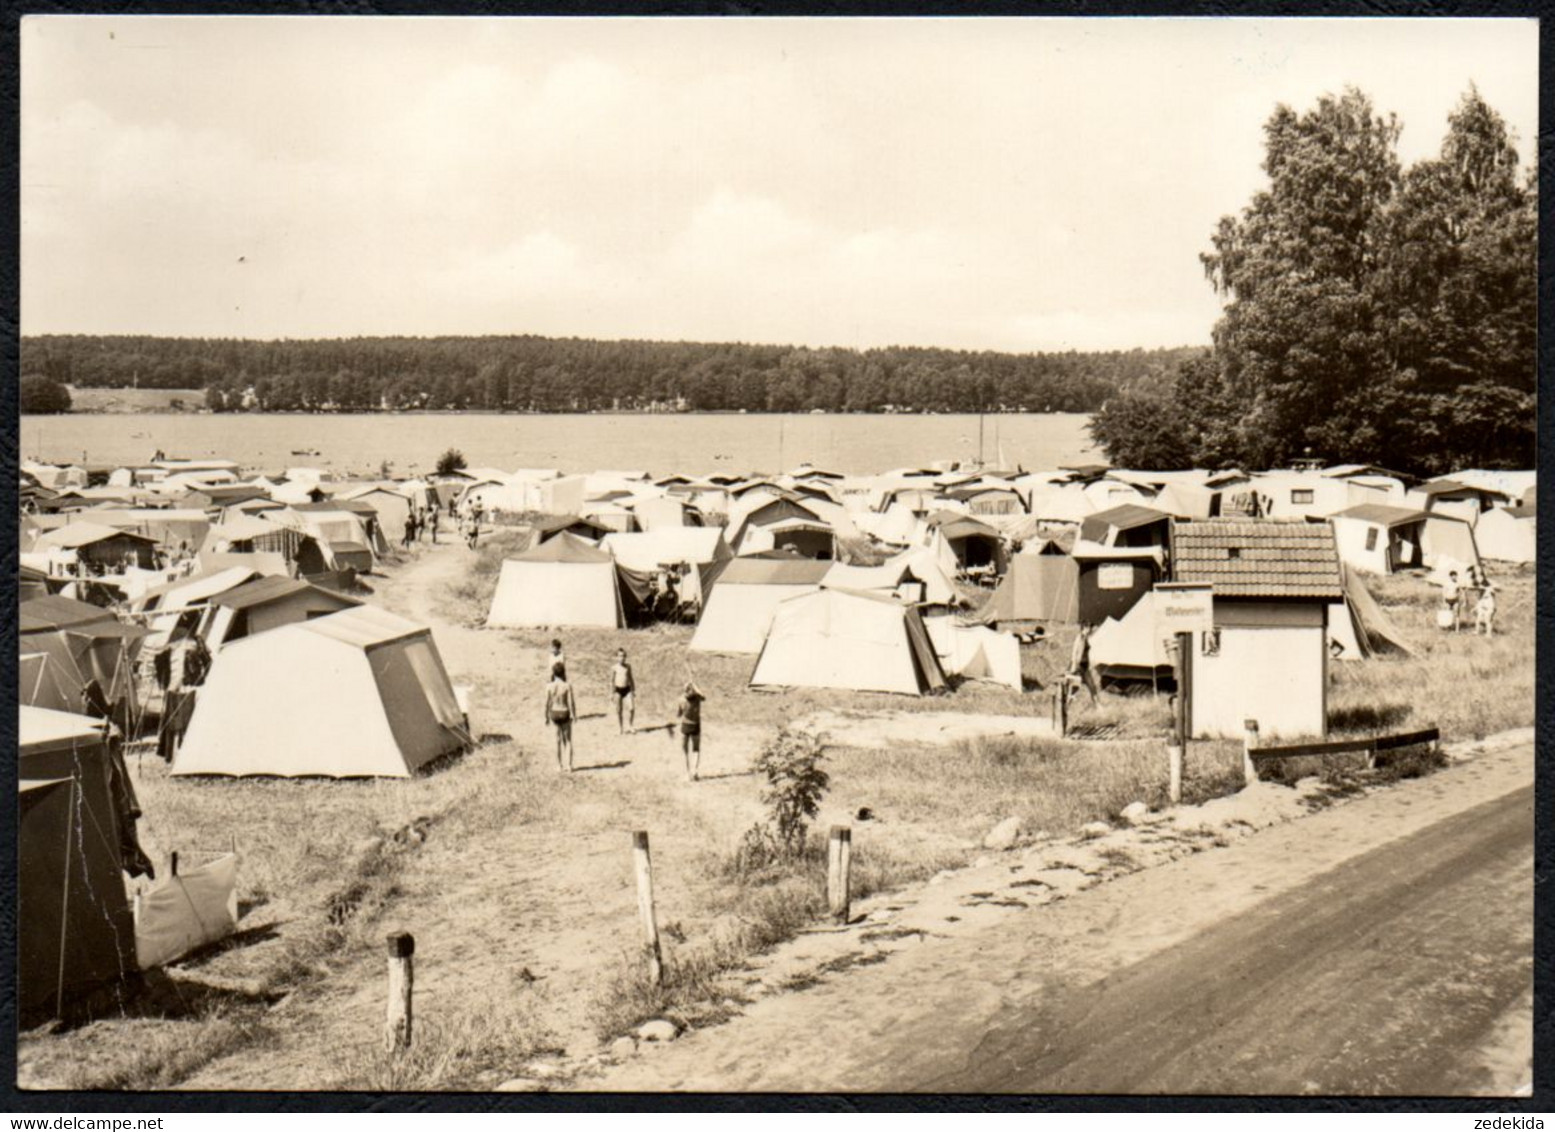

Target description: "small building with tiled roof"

left=1168, top=519, right=1342, bottom=741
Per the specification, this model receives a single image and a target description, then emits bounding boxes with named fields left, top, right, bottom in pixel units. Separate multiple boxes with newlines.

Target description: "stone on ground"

left=637, top=1019, right=680, bottom=1043
left=983, top=816, right=1023, bottom=850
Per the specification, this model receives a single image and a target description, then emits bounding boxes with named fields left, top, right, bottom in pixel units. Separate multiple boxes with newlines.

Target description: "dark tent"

left=20, top=596, right=149, bottom=730
left=19, top=708, right=141, bottom=1023
left=979, top=554, right=1080, bottom=626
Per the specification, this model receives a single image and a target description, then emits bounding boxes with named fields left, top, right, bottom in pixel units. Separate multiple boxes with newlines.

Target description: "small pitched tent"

left=923, top=617, right=1023, bottom=690
left=20, top=651, right=76, bottom=712
left=690, top=556, right=831, bottom=654
left=750, top=588, right=948, bottom=696
left=174, top=606, right=470, bottom=778
left=19, top=708, right=139, bottom=1022
left=1327, top=564, right=1415, bottom=660
left=487, top=531, right=626, bottom=629
left=979, top=554, right=1081, bottom=626
left=1089, top=592, right=1173, bottom=682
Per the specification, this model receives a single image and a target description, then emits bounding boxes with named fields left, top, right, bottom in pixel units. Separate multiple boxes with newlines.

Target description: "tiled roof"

left=1170, top=520, right=1342, bottom=599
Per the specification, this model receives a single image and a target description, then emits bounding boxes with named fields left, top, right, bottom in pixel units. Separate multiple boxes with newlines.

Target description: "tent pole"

left=57, top=779, right=78, bottom=1020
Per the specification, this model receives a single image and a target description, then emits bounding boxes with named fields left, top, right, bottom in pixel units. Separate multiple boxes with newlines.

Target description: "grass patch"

left=54, top=1010, right=272, bottom=1091
left=323, top=999, right=559, bottom=1091
left=830, top=733, right=1244, bottom=847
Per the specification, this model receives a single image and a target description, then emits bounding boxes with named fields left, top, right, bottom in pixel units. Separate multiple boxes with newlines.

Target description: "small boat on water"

left=291, top=449, right=320, bottom=457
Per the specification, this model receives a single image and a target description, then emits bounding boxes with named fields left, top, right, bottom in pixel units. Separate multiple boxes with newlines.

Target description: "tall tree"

left=1199, top=88, right=1403, bottom=467
left=1374, top=86, right=1536, bottom=472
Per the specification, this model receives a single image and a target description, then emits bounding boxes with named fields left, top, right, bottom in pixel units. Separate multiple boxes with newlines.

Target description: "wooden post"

left=1055, top=679, right=1069, bottom=738
left=1242, top=719, right=1259, bottom=788
left=165, top=850, right=179, bottom=879
left=632, top=831, right=663, bottom=987
left=384, top=931, right=414, bottom=1052
left=827, top=825, right=853, bottom=924
left=1166, top=633, right=1190, bottom=805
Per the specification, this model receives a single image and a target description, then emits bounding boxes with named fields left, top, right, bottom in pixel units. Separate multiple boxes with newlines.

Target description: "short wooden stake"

left=1242, top=719, right=1259, bottom=788
left=384, top=931, right=414, bottom=1052
left=632, top=831, right=663, bottom=987
left=1167, top=744, right=1183, bottom=805
left=1056, top=680, right=1069, bottom=737
left=827, top=825, right=853, bottom=924
left=165, top=850, right=179, bottom=879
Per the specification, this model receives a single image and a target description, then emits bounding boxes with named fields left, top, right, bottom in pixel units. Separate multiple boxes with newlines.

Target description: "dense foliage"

left=19, top=334, right=1196, bottom=416
left=1092, top=87, right=1535, bottom=475
left=19, top=375, right=72, bottom=414
left=435, top=448, right=468, bottom=476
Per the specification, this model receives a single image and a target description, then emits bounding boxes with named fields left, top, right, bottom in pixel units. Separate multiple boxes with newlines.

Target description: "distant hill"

left=22, top=334, right=1204, bottom=416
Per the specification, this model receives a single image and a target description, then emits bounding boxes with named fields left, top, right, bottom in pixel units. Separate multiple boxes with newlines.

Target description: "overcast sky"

left=21, top=16, right=1538, bottom=352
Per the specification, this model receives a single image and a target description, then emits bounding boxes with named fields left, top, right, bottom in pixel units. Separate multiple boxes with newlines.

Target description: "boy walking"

left=676, top=681, right=705, bottom=782
left=545, top=665, right=578, bottom=772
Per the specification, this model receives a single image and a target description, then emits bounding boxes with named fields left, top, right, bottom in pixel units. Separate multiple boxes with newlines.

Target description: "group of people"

left=1441, top=567, right=1498, bottom=635
left=542, top=639, right=706, bottom=780
left=401, top=502, right=484, bottom=550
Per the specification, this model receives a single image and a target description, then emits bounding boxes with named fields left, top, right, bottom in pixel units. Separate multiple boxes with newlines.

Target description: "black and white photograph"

left=14, top=12, right=1538, bottom=1099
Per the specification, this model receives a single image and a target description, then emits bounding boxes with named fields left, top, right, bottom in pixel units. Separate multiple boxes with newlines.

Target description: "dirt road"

left=590, top=740, right=1533, bottom=1095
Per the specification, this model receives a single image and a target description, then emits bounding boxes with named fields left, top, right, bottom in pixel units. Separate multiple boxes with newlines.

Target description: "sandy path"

left=588, top=738, right=1533, bottom=1093
left=181, top=537, right=771, bottom=1090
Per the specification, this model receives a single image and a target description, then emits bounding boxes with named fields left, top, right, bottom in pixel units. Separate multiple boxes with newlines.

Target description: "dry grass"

left=323, top=1002, right=558, bottom=1091
left=1328, top=566, right=1534, bottom=743
left=29, top=553, right=1528, bottom=1091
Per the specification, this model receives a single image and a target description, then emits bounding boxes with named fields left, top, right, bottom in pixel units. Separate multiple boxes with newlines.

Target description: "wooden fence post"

left=1242, top=719, right=1259, bottom=788
left=384, top=931, right=414, bottom=1052
left=632, top=831, right=664, bottom=987
left=827, top=826, right=853, bottom=925
left=165, top=851, right=179, bottom=879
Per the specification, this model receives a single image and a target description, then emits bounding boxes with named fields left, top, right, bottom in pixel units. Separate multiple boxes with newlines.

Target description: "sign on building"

left=1154, top=582, right=1214, bottom=635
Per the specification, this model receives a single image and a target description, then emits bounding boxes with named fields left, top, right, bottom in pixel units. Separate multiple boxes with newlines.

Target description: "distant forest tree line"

left=1091, top=86, right=1536, bottom=477
left=19, top=335, right=1200, bottom=417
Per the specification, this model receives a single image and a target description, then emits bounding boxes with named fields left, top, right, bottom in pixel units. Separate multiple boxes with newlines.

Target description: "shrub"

left=435, top=447, right=467, bottom=476
left=753, top=728, right=829, bottom=856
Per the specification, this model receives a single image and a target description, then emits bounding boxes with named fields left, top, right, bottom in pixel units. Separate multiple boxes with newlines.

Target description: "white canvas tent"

left=750, top=588, right=948, bottom=696
left=1089, top=591, right=1173, bottom=681
left=690, top=556, right=830, bottom=654
left=174, top=605, right=469, bottom=778
left=487, top=532, right=625, bottom=629
left=1475, top=506, right=1535, bottom=564
left=923, top=617, right=1023, bottom=690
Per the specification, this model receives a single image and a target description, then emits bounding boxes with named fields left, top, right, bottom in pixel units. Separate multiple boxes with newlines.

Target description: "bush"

left=435, top=447, right=467, bottom=476
left=20, top=375, right=71, bottom=414
left=753, top=728, right=829, bottom=857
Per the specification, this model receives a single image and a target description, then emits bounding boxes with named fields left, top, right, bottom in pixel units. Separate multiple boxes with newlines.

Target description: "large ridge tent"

left=750, top=588, right=948, bottom=696
left=487, top=531, right=628, bottom=628
left=174, top=605, right=471, bottom=778
left=690, top=555, right=831, bottom=654
left=19, top=707, right=139, bottom=1022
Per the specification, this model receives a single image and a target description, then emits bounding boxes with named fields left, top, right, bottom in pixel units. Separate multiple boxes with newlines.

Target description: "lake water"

left=20, top=411, right=1100, bottom=478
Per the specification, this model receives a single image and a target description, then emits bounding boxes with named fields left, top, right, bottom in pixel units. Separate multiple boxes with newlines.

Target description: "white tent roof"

left=750, top=588, right=947, bottom=696
left=601, top=528, right=731, bottom=571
